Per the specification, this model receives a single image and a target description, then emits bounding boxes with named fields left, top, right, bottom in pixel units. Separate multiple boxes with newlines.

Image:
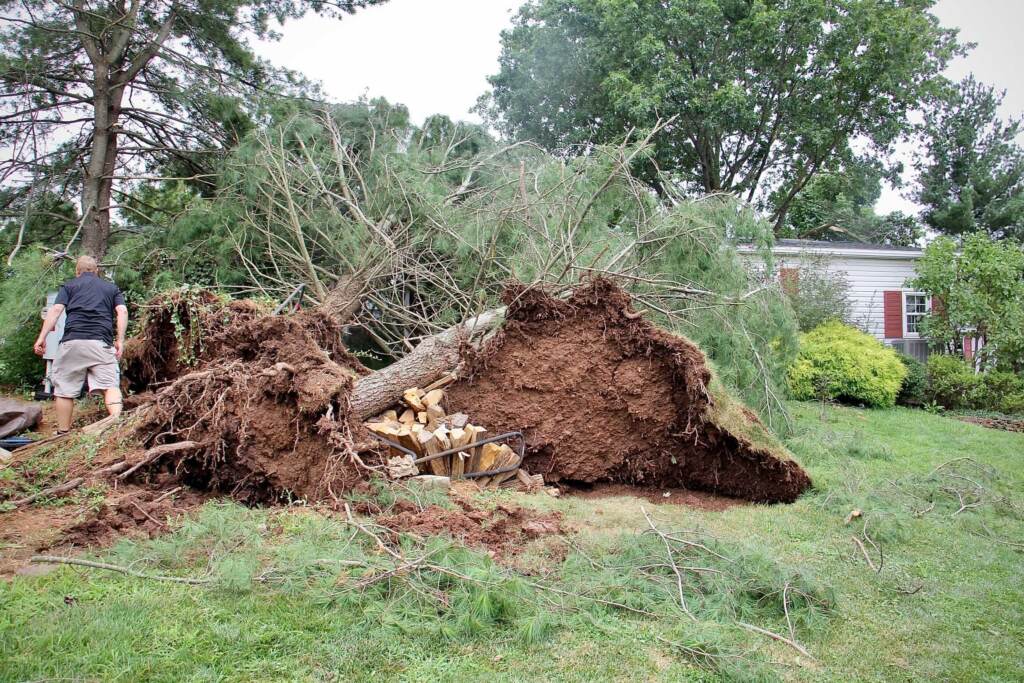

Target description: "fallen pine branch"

left=30, top=555, right=211, bottom=585
left=642, top=506, right=697, bottom=622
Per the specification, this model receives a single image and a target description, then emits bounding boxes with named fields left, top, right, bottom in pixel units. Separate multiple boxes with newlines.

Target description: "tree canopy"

left=911, top=232, right=1024, bottom=371
left=914, top=76, right=1024, bottom=241
left=0, top=0, right=386, bottom=259
left=481, top=0, right=961, bottom=230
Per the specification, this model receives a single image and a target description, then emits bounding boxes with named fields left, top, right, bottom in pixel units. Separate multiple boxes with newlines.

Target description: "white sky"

left=255, top=0, right=1024, bottom=217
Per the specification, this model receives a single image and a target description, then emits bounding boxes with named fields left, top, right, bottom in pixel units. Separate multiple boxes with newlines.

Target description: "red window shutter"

left=963, top=336, right=973, bottom=360
left=779, top=267, right=799, bottom=295
left=931, top=295, right=945, bottom=318
left=883, top=291, right=903, bottom=339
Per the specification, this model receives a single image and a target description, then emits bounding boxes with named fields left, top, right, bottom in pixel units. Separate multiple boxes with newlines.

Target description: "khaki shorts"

left=51, top=339, right=119, bottom=398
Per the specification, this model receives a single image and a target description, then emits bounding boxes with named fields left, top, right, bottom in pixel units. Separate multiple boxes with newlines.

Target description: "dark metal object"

left=370, top=430, right=525, bottom=479
left=0, top=436, right=34, bottom=451
left=272, top=283, right=306, bottom=315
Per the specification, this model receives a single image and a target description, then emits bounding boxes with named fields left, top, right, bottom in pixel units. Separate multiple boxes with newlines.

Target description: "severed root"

left=118, top=441, right=201, bottom=480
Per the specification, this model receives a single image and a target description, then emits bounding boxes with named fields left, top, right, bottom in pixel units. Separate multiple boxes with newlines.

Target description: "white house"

left=737, top=238, right=975, bottom=362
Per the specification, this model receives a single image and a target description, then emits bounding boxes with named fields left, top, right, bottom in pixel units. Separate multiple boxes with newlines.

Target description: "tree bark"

left=349, top=308, right=505, bottom=419
left=81, top=67, right=115, bottom=258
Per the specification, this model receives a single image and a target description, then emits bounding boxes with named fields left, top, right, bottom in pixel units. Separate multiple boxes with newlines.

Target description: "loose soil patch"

left=375, top=499, right=566, bottom=557
left=957, top=415, right=1024, bottom=433
left=560, top=483, right=741, bottom=511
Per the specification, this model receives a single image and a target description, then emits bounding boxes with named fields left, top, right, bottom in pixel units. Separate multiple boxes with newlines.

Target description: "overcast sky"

left=256, top=0, right=1024, bottom=216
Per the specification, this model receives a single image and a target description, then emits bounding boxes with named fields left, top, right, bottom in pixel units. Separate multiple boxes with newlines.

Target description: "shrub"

left=925, top=355, right=980, bottom=409
left=973, top=371, right=1024, bottom=414
left=788, top=321, right=907, bottom=408
left=782, top=251, right=852, bottom=332
left=923, top=356, right=1024, bottom=413
left=896, top=354, right=928, bottom=407
left=0, top=322, right=42, bottom=388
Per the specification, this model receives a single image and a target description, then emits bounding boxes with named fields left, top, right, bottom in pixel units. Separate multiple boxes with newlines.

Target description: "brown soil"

left=957, top=416, right=1024, bottom=433
left=375, top=499, right=566, bottom=557
left=0, top=432, right=209, bottom=576
left=561, top=483, right=742, bottom=511
left=447, top=279, right=811, bottom=503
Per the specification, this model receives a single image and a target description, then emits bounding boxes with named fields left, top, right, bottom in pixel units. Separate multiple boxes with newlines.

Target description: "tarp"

left=0, top=397, right=42, bottom=439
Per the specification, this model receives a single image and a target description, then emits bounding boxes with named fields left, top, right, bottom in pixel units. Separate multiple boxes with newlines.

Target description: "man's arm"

left=34, top=304, right=65, bottom=356
left=114, top=304, right=128, bottom=359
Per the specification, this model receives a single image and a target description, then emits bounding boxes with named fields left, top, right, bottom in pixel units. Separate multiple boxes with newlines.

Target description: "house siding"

left=739, top=247, right=921, bottom=341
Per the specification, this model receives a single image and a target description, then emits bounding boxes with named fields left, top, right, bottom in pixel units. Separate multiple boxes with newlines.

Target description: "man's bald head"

left=76, top=255, right=98, bottom=276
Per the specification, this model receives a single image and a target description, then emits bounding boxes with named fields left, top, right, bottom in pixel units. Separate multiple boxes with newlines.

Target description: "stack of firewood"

left=364, top=385, right=538, bottom=489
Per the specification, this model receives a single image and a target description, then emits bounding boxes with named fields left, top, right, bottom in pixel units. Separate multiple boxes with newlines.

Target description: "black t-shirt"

left=55, top=273, right=125, bottom=345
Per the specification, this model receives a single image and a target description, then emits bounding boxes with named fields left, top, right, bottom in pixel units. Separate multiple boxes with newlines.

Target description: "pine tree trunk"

left=81, top=74, right=123, bottom=259
left=349, top=308, right=504, bottom=419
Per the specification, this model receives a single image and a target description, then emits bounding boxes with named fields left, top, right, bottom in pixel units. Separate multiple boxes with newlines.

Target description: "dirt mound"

left=375, top=499, right=566, bottom=556
left=958, top=415, right=1024, bottom=433
left=134, top=304, right=372, bottom=504
left=446, top=279, right=811, bottom=503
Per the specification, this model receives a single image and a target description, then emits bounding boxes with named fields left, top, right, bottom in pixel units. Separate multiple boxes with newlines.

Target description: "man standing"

left=33, top=255, right=128, bottom=434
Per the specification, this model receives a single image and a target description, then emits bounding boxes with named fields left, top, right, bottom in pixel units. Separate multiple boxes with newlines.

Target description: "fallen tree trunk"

left=349, top=308, right=505, bottom=420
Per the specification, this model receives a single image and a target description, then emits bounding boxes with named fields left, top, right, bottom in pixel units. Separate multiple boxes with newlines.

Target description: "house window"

left=903, top=292, right=929, bottom=337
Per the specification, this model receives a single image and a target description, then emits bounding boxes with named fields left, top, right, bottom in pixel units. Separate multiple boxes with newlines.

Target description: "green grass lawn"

left=1, top=403, right=1022, bottom=682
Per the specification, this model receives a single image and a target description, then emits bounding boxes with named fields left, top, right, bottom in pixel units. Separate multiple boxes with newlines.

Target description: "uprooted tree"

left=123, top=278, right=810, bottom=505
left=160, top=103, right=798, bottom=429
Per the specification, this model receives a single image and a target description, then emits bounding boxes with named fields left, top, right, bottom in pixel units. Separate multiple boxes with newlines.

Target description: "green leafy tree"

left=482, top=0, right=960, bottom=230
left=781, top=158, right=923, bottom=246
left=910, top=233, right=1024, bottom=371
left=0, top=0, right=385, bottom=259
left=914, top=76, right=1024, bottom=240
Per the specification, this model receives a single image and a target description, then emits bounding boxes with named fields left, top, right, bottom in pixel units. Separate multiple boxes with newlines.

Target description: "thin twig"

left=737, top=621, right=816, bottom=661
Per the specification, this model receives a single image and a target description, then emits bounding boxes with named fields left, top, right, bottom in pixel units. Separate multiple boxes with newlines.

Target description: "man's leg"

left=104, top=386, right=123, bottom=418
left=50, top=340, right=85, bottom=434
left=54, top=396, right=74, bottom=432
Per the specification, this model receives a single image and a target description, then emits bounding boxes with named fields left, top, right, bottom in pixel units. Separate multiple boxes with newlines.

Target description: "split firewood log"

left=404, top=389, right=426, bottom=412
left=423, top=389, right=445, bottom=408
left=417, top=430, right=448, bottom=477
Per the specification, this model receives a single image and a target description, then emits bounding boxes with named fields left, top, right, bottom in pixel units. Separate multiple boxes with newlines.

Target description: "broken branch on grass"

left=737, top=621, right=816, bottom=661
left=30, top=555, right=211, bottom=585
left=8, top=477, right=85, bottom=507
left=851, top=536, right=879, bottom=573
left=642, top=506, right=697, bottom=622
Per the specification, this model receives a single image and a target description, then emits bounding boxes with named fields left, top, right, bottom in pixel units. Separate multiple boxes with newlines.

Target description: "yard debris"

left=1, top=278, right=812, bottom=569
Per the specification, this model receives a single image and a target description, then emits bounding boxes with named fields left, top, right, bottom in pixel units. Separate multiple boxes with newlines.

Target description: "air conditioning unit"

left=888, top=339, right=929, bottom=362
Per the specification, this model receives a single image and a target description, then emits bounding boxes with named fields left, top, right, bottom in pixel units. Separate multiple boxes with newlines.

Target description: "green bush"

left=924, top=356, right=1024, bottom=413
left=788, top=321, right=907, bottom=408
left=0, top=322, right=42, bottom=388
left=974, top=371, right=1024, bottom=414
left=925, top=355, right=980, bottom=409
left=896, top=354, right=928, bottom=407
